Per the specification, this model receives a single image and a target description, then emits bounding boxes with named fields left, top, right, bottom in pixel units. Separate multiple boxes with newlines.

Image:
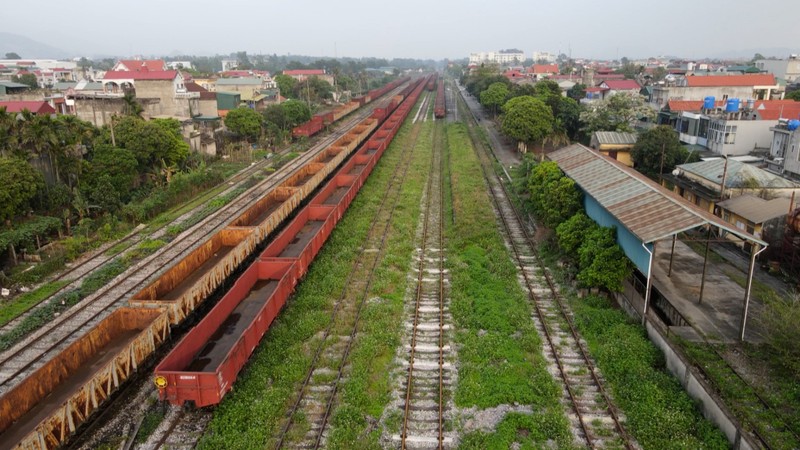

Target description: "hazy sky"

left=7, top=0, right=800, bottom=60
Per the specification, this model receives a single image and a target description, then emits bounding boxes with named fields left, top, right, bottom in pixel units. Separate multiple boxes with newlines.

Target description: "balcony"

left=679, top=132, right=698, bottom=145
left=175, top=91, right=200, bottom=99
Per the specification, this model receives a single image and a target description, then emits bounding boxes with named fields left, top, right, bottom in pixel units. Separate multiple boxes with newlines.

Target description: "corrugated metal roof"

left=679, top=159, right=799, bottom=189
left=717, top=195, right=791, bottom=224
left=593, top=131, right=638, bottom=146
left=549, top=144, right=766, bottom=245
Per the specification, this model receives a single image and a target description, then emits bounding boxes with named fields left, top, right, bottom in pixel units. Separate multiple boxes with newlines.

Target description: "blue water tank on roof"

left=726, top=98, right=740, bottom=112
left=788, top=119, right=800, bottom=131
left=703, top=96, right=715, bottom=110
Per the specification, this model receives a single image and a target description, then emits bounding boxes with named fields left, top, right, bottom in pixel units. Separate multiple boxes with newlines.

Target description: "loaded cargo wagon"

left=0, top=308, right=168, bottom=450
left=310, top=174, right=357, bottom=212
left=130, top=229, right=253, bottom=324
left=155, top=260, right=296, bottom=407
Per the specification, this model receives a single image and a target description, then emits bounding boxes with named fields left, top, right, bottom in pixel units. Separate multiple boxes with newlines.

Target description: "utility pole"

left=659, top=141, right=666, bottom=183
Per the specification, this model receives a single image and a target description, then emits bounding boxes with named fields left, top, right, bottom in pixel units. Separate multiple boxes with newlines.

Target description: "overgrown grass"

left=134, top=402, right=167, bottom=444
left=325, top=110, right=432, bottom=449
left=0, top=280, right=70, bottom=327
left=197, top=116, right=417, bottom=450
left=447, top=122, right=569, bottom=445
left=567, top=293, right=728, bottom=449
left=459, top=410, right=575, bottom=450
left=678, top=338, right=800, bottom=448
left=0, top=258, right=129, bottom=351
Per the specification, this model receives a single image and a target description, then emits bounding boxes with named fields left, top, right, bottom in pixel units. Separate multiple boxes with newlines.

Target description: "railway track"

left=396, top=119, right=452, bottom=449
left=0, top=150, right=280, bottom=337
left=274, top=92, right=430, bottom=449
left=0, top=100, right=392, bottom=397
left=459, top=93, right=636, bottom=449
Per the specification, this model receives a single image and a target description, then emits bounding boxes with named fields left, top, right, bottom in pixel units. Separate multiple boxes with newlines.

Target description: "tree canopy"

left=580, top=92, right=655, bottom=135
left=479, top=82, right=509, bottom=116
left=225, top=107, right=263, bottom=142
left=527, top=161, right=581, bottom=228
left=631, top=125, right=697, bottom=178
left=501, top=96, right=554, bottom=148
left=0, top=157, right=44, bottom=223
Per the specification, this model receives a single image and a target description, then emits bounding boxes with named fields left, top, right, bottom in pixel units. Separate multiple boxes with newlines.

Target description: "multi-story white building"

left=469, top=51, right=525, bottom=65
left=756, top=55, right=800, bottom=83
left=531, top=51, right=556, bottom=63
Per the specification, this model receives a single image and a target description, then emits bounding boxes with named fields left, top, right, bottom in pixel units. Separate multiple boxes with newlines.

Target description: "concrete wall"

left=707, top=120, right=777, bottom=156
left=73, top=97, right=126, bottom=127
left=136, top=80, right=196, bottom=118
left=652, top=86, right=760, bottom=108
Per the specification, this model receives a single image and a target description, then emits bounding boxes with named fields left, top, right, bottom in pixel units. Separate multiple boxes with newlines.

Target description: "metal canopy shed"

left=549, top=144, right=767, bottom=340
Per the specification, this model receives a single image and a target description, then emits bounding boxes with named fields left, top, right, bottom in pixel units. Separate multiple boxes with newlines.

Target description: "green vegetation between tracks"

left=324, top=114, right=433, bottom=448
left=197, top=104, right=426, bottom=449
left=447, top=122, right=573, bottom=447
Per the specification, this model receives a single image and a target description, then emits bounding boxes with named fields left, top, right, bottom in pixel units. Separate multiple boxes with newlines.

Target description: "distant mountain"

left=0, top=32, right=71, bottom=59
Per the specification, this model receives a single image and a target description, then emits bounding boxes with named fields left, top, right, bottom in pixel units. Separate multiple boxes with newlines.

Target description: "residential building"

left=166, top=61, right=194, bottom=71
left=527, top=64, right=559, bottom=80
left=0, top=100, right=56, bottom=115
left=768, top=119, right=800, bottom=179
left=650, top=74, right=780, bottom=109
left=0, top=80, right=30, bottom=97
left=282, top=69, right=334, bottom=85
left=717, top=195, right=790, bottom=251
left=665, top=99, right=800, bottom=155
left=589, top=131, right=638, bottom=166
left=221, top=59, right=239, bottom=71
left=468, top=51, right=525, bottom=65
left=755, top=55, right=800, bottom=83
left=111, top=59, right=167, bottom=72
left=73, top=69, right=199, bottom=126
left=662, top=158, right=800, bottom=214
left=185, top=81, right=218, bottom=117
left=531, top=51, right=556, bottom=63
left=595, top=79, right=641, bottom=100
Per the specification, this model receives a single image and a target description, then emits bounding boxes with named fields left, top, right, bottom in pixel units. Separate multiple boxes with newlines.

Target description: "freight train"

left=292, top=76, right=411, bottom=139
left=155, top=76, right=428, bottom=407
left=0, top=75, right=431, bottom=449
left=434, top=75, right=446, bottom=119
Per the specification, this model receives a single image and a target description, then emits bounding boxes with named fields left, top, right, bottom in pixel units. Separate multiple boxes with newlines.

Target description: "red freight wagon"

left=310, top=174, right=358, bottom=215
left=155, top=259, right=297, bottom=407
left=259, top=205, right=337, bottom=280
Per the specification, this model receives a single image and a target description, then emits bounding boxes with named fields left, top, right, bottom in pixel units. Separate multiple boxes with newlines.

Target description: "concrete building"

left=589, top=131, right=638, bottom=166
left=717, top=195, right=791, bottom=251
left=282, top=69, right=334, bottom=85
left=73, top=70, right=199, bottom=126
left=527, top=64, right=559, bottom=80
left=111, top=59, right=167, bottom=72
left=166, top=61, right=194, bottom=71
left=663, top=158, right=800, bottom=215
left=221, top=59, right=239, bottom=72
left=755, top=55, right=800, bottom=83
left=468, top=51, right=525, bottom=65
left=767, top=117, right=800, bottom=180
left=650, top=74, right=780, bottom=109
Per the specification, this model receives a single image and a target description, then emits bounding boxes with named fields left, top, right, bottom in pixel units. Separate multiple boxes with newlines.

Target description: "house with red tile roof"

left=527, top=64, right=559, bottom=80
left=0, top=101, right=56, bottom=115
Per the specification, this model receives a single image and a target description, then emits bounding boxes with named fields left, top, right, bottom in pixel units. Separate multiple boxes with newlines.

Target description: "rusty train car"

left=434, top=75, right=446, bottom=119
left=292, top=76, right=411, bottom=139
left=0, top=76, right=429, bottom=450
left=154, top=76, right=429, bottom=407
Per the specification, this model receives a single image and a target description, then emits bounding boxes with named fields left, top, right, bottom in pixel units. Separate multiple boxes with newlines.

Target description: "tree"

left=225, top=107, right=263, bottom=142
left=785, top=91, right=800, bottom=101
left=527, top=161, right=581, bottom=228
left=631, top=125, right=693, bottom=178
left=81, top=146, right=137, bottom=211
left=5, top=52, right=21, bottom=59
left=106, top=116, right=189, bottom=177
left=556, top=212, right=594, bottom=255
left=281, top=100, right=311, bottom=128
left=580, top=91, right=655, bottom=135
left=651, top=67, right=668, bottom=82
left=577, top=243, right=631, bottom=292
left=479, top=82, right=509, bottom=116
left=274, top=74, right=298, bottom=99
left=501, top=96, right=554, bottom=151
left=12, top=73, right=38, bottom=89
left=566, top=83, right=586, bottom=102
left=0, top=157, right=44, bottom=223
